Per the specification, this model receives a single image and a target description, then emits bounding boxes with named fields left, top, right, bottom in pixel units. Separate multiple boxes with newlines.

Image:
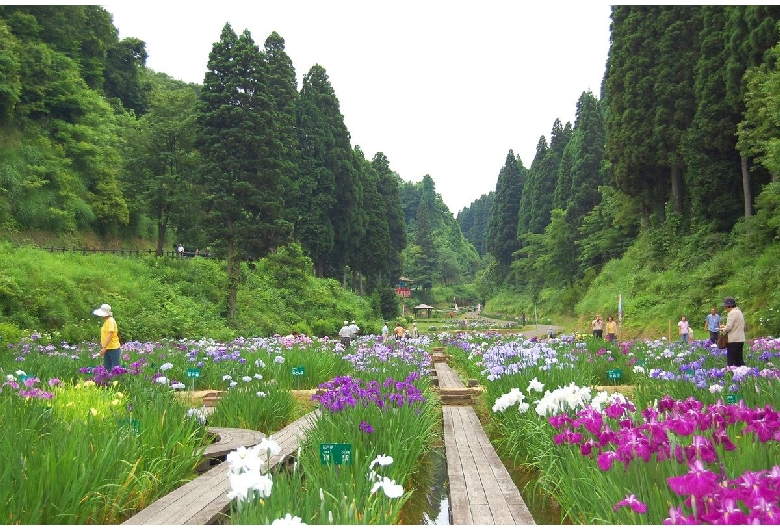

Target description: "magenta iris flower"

left=613, top=493, right=647, bottom=514
left=667, top=459, right=720, bottom=497
left=663, top=506, right=697, bottom=525
left=359, top=420, right=374, bottom=434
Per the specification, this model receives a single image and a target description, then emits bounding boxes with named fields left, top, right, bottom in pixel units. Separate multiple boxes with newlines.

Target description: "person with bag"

left=719, top=297, right=745, bottom=367
left=93, top=303, right=122, bottom=371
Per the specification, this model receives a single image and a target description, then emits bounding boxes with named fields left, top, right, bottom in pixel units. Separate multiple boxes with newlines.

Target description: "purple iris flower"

left=613, top=493, right=647, bottom=514
left=667, top=459, right=720, bottom=497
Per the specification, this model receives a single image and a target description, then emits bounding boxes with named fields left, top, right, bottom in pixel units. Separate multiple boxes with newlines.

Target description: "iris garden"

left=2, top=328, right=779, bottom=524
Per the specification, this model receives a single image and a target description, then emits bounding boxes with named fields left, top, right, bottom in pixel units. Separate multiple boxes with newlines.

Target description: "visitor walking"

left=705, top=308, right=721, bottom=344
left=338, top=320, right=352, bottom=348
left=93, top=303, right=121, bottom=371
left=394, top=322, right=405, bottom=340
left=349, top=320, right=360, bottom=341
left=411, top=323, right=419, bottom=339
left=720, top=297, right=745, bottom=367
left=591, top=315, right=603, bottom=339
left=381, top=322, right=389, bottom=341
left=678, top=316, right=690, bottom=344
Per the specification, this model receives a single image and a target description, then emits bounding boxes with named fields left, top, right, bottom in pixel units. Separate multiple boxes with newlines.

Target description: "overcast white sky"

left=103, top=2, right=612, bottom=214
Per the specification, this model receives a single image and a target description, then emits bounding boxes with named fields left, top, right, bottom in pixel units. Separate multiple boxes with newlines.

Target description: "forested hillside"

left=455, top=6, right=780, bottom=337
left=4, top=6, right=780, bottom=339
left=0, top=6, right=478, bottom=324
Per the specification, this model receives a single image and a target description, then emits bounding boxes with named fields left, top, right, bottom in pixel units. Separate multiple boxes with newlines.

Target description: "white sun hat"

left=93, top=303, right=113, bottom=317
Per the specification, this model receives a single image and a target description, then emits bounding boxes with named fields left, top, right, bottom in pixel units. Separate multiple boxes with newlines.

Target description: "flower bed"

left=440, top=331, right=780, bottom=524
left=0, top=333, right=438, bottom=525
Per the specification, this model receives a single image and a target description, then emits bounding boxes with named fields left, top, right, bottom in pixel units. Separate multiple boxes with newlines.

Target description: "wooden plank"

left=442, top=403, right=536, bottom=525
left=122, top=409, right=319, bottom=525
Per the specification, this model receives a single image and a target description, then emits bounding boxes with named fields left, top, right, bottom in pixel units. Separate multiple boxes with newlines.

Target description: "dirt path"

left=460, top=311, right=564, bottom=338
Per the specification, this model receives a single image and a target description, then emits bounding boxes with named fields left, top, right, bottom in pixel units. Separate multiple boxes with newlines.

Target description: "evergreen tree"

left=486, top=150, right=526, bottom=266
left=295, top=64, right=359, bottom=278
left=457, top=192, right=494, bottom=256
left=682, top=6, right=743, bottom=230
left=196, top=23, right=291, bottom=321
left=372, top=152, right=406, bottom=283
left=605, top=6, right=665, bottom=222
left=264, top=31, right=299, bottom=233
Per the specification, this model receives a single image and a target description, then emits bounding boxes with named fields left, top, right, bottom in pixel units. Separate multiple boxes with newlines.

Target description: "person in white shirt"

left=338, top=321, right=352, bottom=348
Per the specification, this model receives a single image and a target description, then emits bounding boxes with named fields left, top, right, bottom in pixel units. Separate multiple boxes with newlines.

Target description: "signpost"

left=292, top=366, right=304, bottom=389
left=186, top=367, right=201, bottom=393
left=319, top=443, right=352, bottom=465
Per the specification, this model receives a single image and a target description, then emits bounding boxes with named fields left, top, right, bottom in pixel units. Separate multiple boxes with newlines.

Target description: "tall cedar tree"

left=519, top=119, right=572, bottom=236
left=352, top=147, right=393, bottom=292
left=196, top=24, right=291, bottom=322
left=372, top=152, right=407, bottom=282
left=486, top=150, right=526, bottom=266
left=457, top=192, right=494, bottom=256
left=295, top=64, right=360, bottom=278
left=681, top=6, right=743, bottom=231
left=652, top=7, right=700, bottom=220
left=605, top=6, right=666, bottom=222
left=729, top=6, right=780, bottom=218
left=554, top=91, right=606, bottom=279
left=263, top=31, right=299, bottom=232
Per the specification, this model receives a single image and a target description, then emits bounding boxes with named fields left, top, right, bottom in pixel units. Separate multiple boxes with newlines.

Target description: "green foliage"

left=0, top=243, right=379, bottom=343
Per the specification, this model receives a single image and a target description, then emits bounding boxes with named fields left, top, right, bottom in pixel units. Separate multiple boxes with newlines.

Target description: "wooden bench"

left=121, top=409, right=320, bottom=525
left=443, top=406, right=535, bottom=525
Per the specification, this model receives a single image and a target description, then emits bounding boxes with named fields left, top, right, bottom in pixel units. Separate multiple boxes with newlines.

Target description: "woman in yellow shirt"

left=605, top=315, right=618, bottom=342
left=93, top=303, right=121, bottom=371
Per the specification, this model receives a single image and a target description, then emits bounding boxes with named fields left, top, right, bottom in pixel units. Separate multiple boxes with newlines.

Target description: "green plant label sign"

left=320, top=443, right=352, bottom=465
left=186, top=368, right=201, bottom=378
left=607, top=369, right=622, bottom=381
left=118, top=418, right=139, bottom=434
left=292, top=366, right=305, bottom=376
left=725, top=393, right=743, bottom=405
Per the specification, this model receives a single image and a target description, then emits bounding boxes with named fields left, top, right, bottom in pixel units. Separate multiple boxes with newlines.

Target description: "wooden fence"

left=42, top=247, right=211, bottom=258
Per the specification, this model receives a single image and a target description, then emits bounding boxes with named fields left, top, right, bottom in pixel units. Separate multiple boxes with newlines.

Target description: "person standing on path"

left=705, top=308, right=721, bottom=345
left=381, top=322, right=389, bottom=341
left=93, top=303, right=121, bottom=370
left=678, top=316, right=691, bottom=344
left=720, top=297, right=745, bottom=367
left=411, top=322, right=419, bottom=339
left=605, top=315, right=618, bottom=342
left=394, top=322, right=405, bottom=340
left=591, top=315, right=603, bottom=339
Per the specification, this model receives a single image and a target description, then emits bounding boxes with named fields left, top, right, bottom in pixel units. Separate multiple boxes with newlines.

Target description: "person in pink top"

left=678, top=315, right=690, bottom=344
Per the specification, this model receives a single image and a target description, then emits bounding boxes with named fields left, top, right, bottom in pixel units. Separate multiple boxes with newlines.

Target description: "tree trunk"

left=156, top=221, right=167, bottom=257
left=670, top=166, right=683, bottom=215
left=226, top=237, right=237, bottom=324
left=741, top=155, right=752, bottom=218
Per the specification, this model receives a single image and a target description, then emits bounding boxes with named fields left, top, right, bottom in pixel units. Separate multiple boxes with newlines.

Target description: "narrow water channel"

left=399, top=429, right=566, bottom=525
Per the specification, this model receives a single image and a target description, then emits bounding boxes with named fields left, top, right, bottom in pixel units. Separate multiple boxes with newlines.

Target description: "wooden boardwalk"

left=122, top=409, right=320, bottom=525
left=197, top=426, right=270, bottom=472
left=444, top=406, right=535, bottom=525
left=433, top=362, right=481, bottom=405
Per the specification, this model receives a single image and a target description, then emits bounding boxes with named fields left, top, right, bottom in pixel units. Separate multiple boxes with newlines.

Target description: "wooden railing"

left=42, top=247, right=212, bottom=258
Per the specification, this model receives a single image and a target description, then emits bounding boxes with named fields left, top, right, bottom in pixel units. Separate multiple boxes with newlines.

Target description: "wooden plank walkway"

left=434, top=361, right=466, bottom=388
left=443, top=405, right=535, bottom=525
left=121, top=409, right=320, bottom=525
